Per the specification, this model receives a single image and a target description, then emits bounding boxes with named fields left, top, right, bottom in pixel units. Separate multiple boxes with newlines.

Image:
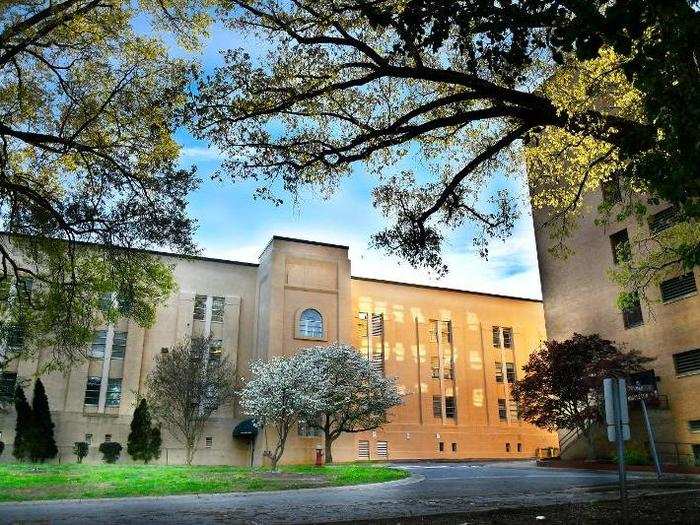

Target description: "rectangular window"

left=443, top=358, right=453, bottom=380
left=610, top=229, right=630, bottom=265
left=376, top=440, right=388, bottom=458
left=298, top=420, right=323, bottom=437
left=505, top=362, right=516, bottom=383
left=660, top=272, right=697, bottom=302
left=358, top=440, right=370, bottom=459
left=84, top=376, right=101, bottom=405
left=649, top=206, right=677, bottom=234
left=211, top=296, right=225, bottom=323
left=622, top=293, right=644, bottom=329
left=209, top=339, right=223, bottom=362
left=371, top=313, right=385, bottom=337
left=111, top=331, right=127, bottom=359
left=85, top=433, right=93, bottom=445
left=445, top=396, right=456, bottom=419
left=495, top=362, right=504, bottom=383
left=7, top=324, right=24, bottom=349
left=431, top=356, right=440, bottom=379
left=492, top=326, right=501, bottom=348
left=90, top=330, right=107, bottom=358
left=601, top=176, right=622, bottom=204
left=105, top=378, right=122, bottom=407
left=689, top=420, right=700, bottom=433
left=193, top=294, right=207, bottom=321
left=498, top=399, right=507, bottom=421
left=505, top=442, right=511, bottom=452
left=432, top=395, right=442, bottom=418
left=440, top=320, right=452, bottom=343
left=0, top=371, right=17, bottom=400
left=502, top=328, right=513, bottom=348
left=509, top=400, right=519, bottom=420
left=205, top=436, right=213, bottom=448
left=451, top=442, right=457, bottom=452
left=517, top=443, right=522, bottom=452
left=439, top=441, right=445, bottom=452
left=673, top=349, right=700, bottom=375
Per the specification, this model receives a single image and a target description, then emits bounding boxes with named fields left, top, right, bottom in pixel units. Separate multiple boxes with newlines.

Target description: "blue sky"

left=172, top=23, right=544, bottom=300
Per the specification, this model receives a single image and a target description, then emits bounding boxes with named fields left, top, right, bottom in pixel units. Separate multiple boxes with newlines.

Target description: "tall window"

left=298, top=308, right=323, bottom=338
left=445, top=396, right=456, bottom=419
left=601, top=175, right=622, bottom=204
left=505, top=362, right=516, bottom=383
left=90, top=330, right=107, bottom=358
left=105, top=378, right=122, bottom=407
left=84, top=377, right=101, bottom=405
left=193, top=294, right=207, bottom=320
left=492, top=326, right=501, bottom=347
left=0, top=371, right=17, bottom=400
left=111, top=332, right=127, bottom=359
left=432, top=395, right=442, bottom=418
left=498, top=399, right=507, bottom=421
left=502, top=328, right=513, bottom=348
left=211, top=296, right=225, bottom=323
left=610, top=229, right=630, bottom=265
left=495, top=362, right=503, bottom=383
left=622, top=293, right=644, bottom=329
left=431, top=356, right=440, bottom=378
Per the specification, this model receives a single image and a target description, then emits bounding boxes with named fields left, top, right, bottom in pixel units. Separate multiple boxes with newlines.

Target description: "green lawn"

left=0, top=463, right=409, bottom=502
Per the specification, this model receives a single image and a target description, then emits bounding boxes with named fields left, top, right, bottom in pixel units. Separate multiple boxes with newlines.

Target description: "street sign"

left=604, top=378, right=630, bottom=442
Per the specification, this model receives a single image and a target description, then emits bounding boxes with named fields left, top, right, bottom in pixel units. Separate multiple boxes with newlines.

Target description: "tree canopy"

left=0, top=1, right=208, bottom=369
left=511, top=333, right=652, bottom=458
left=191, top=0, right=698, bottom=283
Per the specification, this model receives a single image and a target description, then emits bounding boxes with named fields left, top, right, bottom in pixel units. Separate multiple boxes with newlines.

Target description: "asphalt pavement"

left=0, top=461, right=658, bottom=524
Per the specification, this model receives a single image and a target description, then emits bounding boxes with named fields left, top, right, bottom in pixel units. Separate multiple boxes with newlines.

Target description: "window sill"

left=676, top=370, right=700, bottom=379
left=294, top=335, right=327, bottom=342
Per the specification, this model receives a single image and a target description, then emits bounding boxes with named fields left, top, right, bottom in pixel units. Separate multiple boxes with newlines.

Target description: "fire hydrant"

left=315, top=445, right=323, bottom=466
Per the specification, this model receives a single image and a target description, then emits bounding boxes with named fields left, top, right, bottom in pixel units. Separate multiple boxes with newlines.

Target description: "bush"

left=0, top=440, right=4, bottom=457
left=98, top=442, right=122, bottom=463
left=614, top=447, right=651, bottom=466
left=73, top=442, right=89, bottom=463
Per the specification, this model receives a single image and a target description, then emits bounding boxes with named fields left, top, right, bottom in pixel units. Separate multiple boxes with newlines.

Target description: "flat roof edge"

left=350, top=276, right=543, bottom=303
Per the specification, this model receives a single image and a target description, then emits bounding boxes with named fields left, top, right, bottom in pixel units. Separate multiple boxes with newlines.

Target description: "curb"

left=0, top=471, right=424, bottom=508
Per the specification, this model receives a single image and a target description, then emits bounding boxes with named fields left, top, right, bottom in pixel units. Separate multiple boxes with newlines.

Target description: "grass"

left=0, top=462, right=409, bottom=502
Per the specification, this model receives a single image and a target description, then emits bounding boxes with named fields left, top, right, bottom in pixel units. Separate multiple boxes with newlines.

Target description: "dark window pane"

left=601, top=176, right=622, bottom=204
left=622, top=294, right=644, bottom=329
left=610, top=229, right=630, bottom=265
left=502, top=328, right=513, bottom=348
left=0, top=372, right=17, bottom=400
left=445, top=396, right=456, bottom=418
left=84, top=376, right=101, bottom=405
left=432, top=395, right=442, bottom=418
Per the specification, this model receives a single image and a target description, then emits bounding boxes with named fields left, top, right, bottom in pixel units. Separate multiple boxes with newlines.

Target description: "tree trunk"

left=582, top=425, right=597, bottom=460
left=185, top=442, right=195, bottom=465
left=324, top=435, right=335, bottom=464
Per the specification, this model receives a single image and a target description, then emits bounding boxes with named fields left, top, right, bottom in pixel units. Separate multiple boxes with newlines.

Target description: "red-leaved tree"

left=511, top=333, right=652, bottom=459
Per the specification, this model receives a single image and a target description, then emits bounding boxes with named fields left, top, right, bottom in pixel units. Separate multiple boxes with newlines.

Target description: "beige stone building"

left=0, top=236, right=558, bottom=465
left=533, top=182, right=700, bottom=464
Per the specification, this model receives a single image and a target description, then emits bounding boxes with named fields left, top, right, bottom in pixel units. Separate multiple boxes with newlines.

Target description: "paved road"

left=0, top=461, right=653, bottom=524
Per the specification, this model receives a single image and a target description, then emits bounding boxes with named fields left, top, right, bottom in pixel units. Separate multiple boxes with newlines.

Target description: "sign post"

left=604, top=378, right=630, bottom=524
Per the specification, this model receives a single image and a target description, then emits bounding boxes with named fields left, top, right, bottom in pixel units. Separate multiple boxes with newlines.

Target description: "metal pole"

left=613, top=381, right=628, bottom=525
left=640, top=400, right=662, bottom=479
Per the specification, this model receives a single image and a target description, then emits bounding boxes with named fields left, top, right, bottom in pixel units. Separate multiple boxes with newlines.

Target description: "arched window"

left=298, top=308, right=323, bottom=338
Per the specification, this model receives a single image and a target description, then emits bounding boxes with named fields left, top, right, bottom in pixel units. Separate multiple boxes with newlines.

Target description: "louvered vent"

left=673, top=349, right=700, bottom=375
left=357, top=440, right=370, bottom=460
left=660, top=273, right=697, bottom=302
left=649, top=206, right=677, bottom=234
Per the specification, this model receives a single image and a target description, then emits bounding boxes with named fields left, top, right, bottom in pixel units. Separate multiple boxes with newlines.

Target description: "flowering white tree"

left=239, top=355, right=320, bottom=470
left=298, top=343, right=404, bottom=464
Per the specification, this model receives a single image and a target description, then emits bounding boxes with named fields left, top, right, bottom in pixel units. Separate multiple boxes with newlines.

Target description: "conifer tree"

left=12, top=385, right=32, bottom=461
left=127, top=399, right=162, bottom=463
left=30, top=379, right=58, bottom=462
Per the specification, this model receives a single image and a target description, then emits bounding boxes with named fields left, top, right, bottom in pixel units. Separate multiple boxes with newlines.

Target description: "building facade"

left=0, top=236, right=558, bottom=465
left=533, top=183, right=700, bottom=464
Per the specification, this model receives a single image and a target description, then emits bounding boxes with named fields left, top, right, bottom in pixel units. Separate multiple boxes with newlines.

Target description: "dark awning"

left=232, top=418, right=258, bottom=439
